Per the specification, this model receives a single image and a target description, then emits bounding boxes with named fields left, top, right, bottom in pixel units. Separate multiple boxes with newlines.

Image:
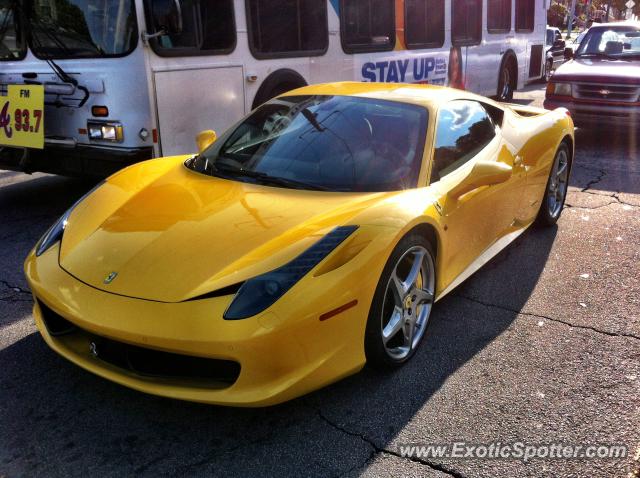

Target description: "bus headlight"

left=87, top=121, right=124, bottom=142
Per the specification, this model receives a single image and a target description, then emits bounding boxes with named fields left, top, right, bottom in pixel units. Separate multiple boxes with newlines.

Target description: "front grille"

left=573, top=82, right=640, bottom=102
left=37, top=300, right=241, bottom=386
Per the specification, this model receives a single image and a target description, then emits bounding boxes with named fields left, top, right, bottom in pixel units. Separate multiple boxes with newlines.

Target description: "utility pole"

left=567, top=0, right=577, bottom=39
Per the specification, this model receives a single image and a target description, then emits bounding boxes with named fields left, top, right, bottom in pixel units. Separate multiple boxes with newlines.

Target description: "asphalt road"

left=1, top=84, right=639, bottom=478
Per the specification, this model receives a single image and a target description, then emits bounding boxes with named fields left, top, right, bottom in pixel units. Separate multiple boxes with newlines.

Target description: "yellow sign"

left=0, top=85, right=45, bottom=149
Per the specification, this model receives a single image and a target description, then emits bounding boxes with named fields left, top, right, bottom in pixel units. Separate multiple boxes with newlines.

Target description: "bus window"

left=0, top=1, right=25, bottom=61
left=452, top=0, right=482, bottom=46
left=246, top=0, right=328, bottom=59
left=516, top=0, right=535, bottom=32
left=405, top=0, right=445, bottom=49
left=487, top=0, right=511, bottom=33
left=30, top=0, right=138, bottom=59
left=146, top=0, right=236, bottom=56
left=340, top=0, right=395, bottom=53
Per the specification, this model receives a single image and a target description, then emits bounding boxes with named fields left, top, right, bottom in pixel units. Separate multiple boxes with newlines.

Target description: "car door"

left=144, top=0, right=245, bottom=157
left=428, top=100, right=525, bottom=290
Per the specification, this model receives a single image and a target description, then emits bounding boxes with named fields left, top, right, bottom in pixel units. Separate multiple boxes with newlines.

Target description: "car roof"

left=281, top=82, right=497, bottom=110
left=589, top=21, right=640, bottom=30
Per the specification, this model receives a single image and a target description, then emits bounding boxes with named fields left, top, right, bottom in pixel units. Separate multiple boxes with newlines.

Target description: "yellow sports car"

left=24, top=83, right=574, bottom=406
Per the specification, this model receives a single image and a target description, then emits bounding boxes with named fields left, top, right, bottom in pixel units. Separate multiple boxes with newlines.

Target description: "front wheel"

left=365, top=234, right=436, bottom=368
left=535, top=143, right=571, bottom=227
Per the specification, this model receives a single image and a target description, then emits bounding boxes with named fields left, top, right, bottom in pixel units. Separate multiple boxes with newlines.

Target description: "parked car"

left=544, top=26, right=568, bottom=81
left=545, top=22, right=640, bottom=128
left=25, top=82, right=574, bottom=406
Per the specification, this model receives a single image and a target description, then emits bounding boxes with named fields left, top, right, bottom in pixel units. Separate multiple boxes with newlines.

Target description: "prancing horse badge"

left=104, top=271, right=118, bottom=284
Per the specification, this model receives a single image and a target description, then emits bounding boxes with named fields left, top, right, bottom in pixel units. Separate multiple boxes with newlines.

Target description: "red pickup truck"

left=544, top=22, right=640, bottom=128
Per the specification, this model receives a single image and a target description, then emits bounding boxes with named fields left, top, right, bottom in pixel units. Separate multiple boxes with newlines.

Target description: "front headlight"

left=547, top=82, right=572, bottom=97
left=87, top=121, right=124, bottom=142
left=35, top=210, right=71, bottom=256
left=35, top=180, right=104, bottom=257
left=223, top=226, right=358, bottom=320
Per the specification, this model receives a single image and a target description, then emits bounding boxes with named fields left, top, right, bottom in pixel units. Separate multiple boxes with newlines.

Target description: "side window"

left=431, top=101, right=497, bottom=183
left=546, top=29, right=554, bottom=45
left=246, top=0, right=328, bottom=58
left=487, top=0, right=511, bottom=34
left=515, top=0, right=535, bottom=32
left=405, top=0, right=445, bottom=49
left=341, top=0, right=395, bottom=53
left=146, top=0, right=236, bottom=56
left=452, top=0, right=482, bottom=46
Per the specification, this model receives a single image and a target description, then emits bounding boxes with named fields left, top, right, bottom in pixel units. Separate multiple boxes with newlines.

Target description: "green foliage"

left=548, top=2, right=568, bottom=28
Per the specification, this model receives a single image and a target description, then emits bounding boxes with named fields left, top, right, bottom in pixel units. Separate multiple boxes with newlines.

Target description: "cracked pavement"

left=1, top=84, right=639, bottom=477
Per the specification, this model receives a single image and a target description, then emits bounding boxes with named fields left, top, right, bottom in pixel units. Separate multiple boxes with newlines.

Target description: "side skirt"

left=434, top=224, right=531, bottom=302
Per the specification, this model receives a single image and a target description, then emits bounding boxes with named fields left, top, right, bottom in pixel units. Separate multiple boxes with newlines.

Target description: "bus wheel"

left=496, top=57, right=516, bottom=102
left=252, top=69, right=307, bottom=110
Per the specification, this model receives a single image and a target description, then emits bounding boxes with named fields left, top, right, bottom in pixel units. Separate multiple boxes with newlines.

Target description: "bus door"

left=142, top=0, right=244, bottom=156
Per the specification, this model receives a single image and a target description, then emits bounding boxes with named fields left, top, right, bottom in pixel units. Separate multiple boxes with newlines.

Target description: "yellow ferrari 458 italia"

left=25, top=82, right=574, bottom=406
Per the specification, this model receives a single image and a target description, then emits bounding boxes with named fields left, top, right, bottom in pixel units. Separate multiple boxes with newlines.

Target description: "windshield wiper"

left=213, top=163, right=328, bottom=191
left=301, top=108, right=325, bottom=132
left=13, top=3, right=90, bottom=106
left=576, top=52, right=630, bottom=61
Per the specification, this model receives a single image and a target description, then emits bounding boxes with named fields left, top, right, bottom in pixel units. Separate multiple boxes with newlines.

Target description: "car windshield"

left=188, top=95, right=429, bottom=193
left=28, top=0, right=137, bottom=58
left=0, top=0, right=25, bottom=60
left=575, top=25, right=640, bottom=59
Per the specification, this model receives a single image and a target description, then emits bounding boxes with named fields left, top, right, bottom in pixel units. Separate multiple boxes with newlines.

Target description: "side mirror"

left=554, top=39, right=566, bottom=49
left=196, top=130, right=217, bottom=153
left=448, top=160, right=512, bottom=200
left=151, top=0, right=183, bottom=35
left=564, top=47, right=574, bottom=60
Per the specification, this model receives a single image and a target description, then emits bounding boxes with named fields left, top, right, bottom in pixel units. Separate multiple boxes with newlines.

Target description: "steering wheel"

left=262, top=113, right=291, bottom=135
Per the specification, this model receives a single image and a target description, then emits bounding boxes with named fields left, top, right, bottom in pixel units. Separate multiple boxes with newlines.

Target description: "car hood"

left=58, top=157, right=390, bottom=302
left=553, top=58, right=640, bottom=84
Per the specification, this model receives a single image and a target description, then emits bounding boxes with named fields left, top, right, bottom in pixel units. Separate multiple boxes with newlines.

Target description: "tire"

left=365, top=234, right=436, bottom=369
left=496, top=57, right=516, bottom=102
left=535, top=142, right=572, bottom=227
left=251, top=69, right=307, bottom=109
left=543, top=58, right=554, bottom=83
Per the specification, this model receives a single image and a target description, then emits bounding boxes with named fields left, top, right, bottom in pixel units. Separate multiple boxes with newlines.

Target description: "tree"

left=548, top=1, right=569, bottom=27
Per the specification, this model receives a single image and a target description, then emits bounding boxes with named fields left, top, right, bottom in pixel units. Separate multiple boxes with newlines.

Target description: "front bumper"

left=0, top=144, right=154, bottom=177
left=24, top=237, right=388, bottom=406
left=544, top=97, right=640, bottom=127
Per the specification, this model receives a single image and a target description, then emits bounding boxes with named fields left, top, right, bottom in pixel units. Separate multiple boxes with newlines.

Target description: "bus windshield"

left=0, top=0, right=25, bottom=60
left=28, top=0, right=137, bottom=59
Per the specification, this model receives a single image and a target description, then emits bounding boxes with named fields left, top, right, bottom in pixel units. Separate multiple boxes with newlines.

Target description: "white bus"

left=0, top=0, right=547, bottom=176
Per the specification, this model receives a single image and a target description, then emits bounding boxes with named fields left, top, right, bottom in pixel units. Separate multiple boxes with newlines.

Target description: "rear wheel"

left=365, top=234, right=436, bottom=368
left=535, top=142, right=571, bottom=226
left=496, top=58, right=516, bottom=102
left=251, top=69, right=307, bottom=110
